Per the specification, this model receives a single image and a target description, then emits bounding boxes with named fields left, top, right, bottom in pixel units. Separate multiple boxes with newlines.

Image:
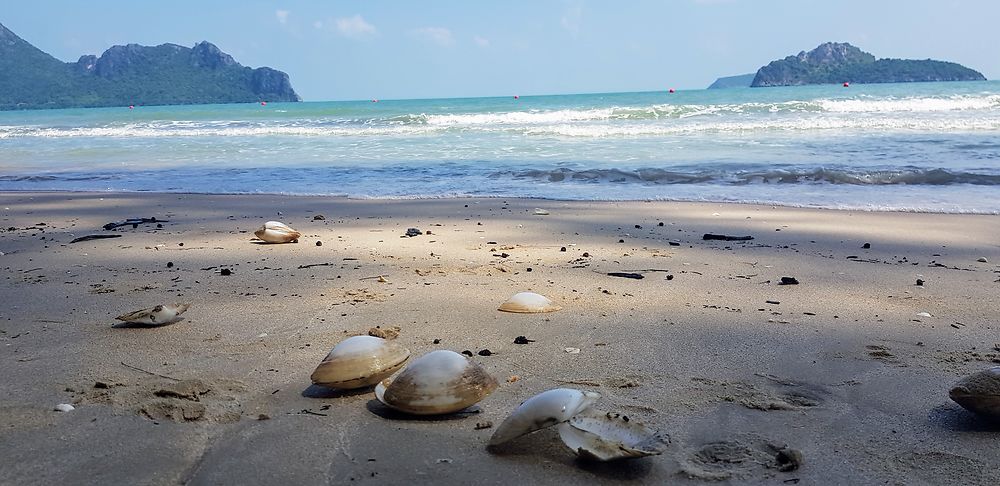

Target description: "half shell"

left=311, top=335, right=410, bottom=389
left=374, top=350, right=498, bottom=415
left=949, top=366, right=1000, bottom=420
left=489, top=388, right=601, bottom=446
left=254, top=221, right=301, bottom=243
left=498, top=292, right=562, bottom=313
left=115, top=303, right=191, bottom=325
left=557, top=407, right=671, bottom=461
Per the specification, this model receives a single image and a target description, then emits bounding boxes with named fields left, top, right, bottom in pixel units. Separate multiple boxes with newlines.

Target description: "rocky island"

left=0, top=22, right=299, bottom=110
left=708, top=42, right=985, bottom=89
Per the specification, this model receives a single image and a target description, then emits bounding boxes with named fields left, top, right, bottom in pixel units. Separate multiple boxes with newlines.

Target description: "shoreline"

left=1, top=189, right=998, bottom=215
left=1, top=191, right=998, bottom=484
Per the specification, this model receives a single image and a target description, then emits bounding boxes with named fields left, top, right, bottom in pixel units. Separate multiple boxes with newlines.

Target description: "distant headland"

left=0, top=22, right=300, bottom=110
left=709, top=42, right=985, bottom=89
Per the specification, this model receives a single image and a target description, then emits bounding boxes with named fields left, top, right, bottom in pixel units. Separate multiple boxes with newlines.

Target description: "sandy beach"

left=1, top=191, right=998, bottom=485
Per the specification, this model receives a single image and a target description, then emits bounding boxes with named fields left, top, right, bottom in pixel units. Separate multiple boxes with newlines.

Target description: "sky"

left=3, top=0, right=999, bottom=101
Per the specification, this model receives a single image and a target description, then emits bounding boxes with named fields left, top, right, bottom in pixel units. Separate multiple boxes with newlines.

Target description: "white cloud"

left=334, top=14, right=377, bottom=38
left=561, top=4, right=582, bottom=34
left=412, top=27, right=455, bottom=47
left=474, top=35, right=490, bottom=48
left=275, top=10, right=289, bottom=25
left=313, top=20, right=324, bottom=29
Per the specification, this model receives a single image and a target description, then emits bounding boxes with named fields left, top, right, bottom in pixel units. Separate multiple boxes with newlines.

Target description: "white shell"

left=488, top=388, right=600, bottom=446
left=374, top=350, right=498, bottom=415
left=54, top=403, right=75, bottom=412
left=254, top=221, right=301, bottom=243
left=115, top=303, right=191, bottom=325
left=950, top=366, right=1000, bottom=419
left=311, top=336, right=410, bottom=389
left=498, top=292, right=562, bottom=313
left=533, top=208, right=550, bottom=215
left=557, top=407, right=670, bottom=461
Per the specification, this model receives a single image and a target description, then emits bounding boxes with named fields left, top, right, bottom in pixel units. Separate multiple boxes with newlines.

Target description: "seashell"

left=498, top=292, right=562, bottom=313
left=949, top=366, right=1000, bottom=420
left=374, top=350, right=498, bottom=415
left=489, top=388, right=601, bottom=446
left=557, top=407, right=671, bottom=461
left=115, top=303, right=191, bottom=325
left=254, top=221, right=301, bottom=243
left=533, top=208, right=550, bottom=215
left=311, top=335, right=410, bottom=390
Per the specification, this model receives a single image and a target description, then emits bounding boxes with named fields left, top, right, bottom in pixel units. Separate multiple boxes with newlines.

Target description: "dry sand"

left=1, top=191, right=998, bottom=485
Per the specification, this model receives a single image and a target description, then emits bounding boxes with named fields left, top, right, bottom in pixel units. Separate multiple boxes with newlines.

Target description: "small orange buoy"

left=668, top=88, right=675, bottom=93
left=843, top=82, right=850, bottom=87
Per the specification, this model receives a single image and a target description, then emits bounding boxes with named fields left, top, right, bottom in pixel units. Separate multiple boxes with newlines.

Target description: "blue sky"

left=4, top=0, right=998, bottom=101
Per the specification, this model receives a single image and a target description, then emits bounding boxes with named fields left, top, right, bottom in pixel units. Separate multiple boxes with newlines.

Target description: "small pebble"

left=564, top=347, right=581, bottom=354
left=477, top=349, right=493, bottom=356
left=560, top=247, right=567, bottom=252
left=313, top=214, right=326, bottom=221
left=915, top=279, right=924, bottom=286
left=978, top=257, right=989, bottom=263
left=54, top=403, right=75, bottom=412
left=166, top=262, right=173, bottom=268
left=779, top=276, right=799, bottom=285
left=220, top=268, right=232, bottom=276
left=433, top=338, right=441, bottom=344
left=766, top=300, right=780, bottom=305
left=526, top=268, right=532, bottom=272
left=582, top=252, right=590, bottom=258
left=178, top=242, right=184, bottom=247
left=657, top=222, right=664, bottom=227
left=461, top=350, right=474, bottom=357
left=862, top=242, right=871, bottom=249
left=513, top=336, right=534, bottom=344
left=618, top=239, right=625, bottom=243
left=316, top=241, right=322, bottom=246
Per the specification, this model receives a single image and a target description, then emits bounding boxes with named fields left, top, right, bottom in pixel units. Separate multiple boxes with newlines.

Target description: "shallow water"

left=1, top=81, right=999, bottom=212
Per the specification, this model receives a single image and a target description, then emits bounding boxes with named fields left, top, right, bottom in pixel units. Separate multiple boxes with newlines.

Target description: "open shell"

left=115, top=303, right=190, bottom=325
left=374, top=350, right=498, bottom=415
left=489, top=388, right=601, bottom=446
left=949, top=366, right=1000, bottom=420
left=254, top=221, right=301, bottom=243
left=311, top=335, right=410, bottom=389
left=498, top=292, right=562, bottom=313
left=557, top=407, right=671, bottom=461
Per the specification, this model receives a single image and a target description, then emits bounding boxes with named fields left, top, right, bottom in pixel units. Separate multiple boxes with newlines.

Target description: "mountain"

left=707, top=73, right=755, bottom=89
left=0, top=22, right=299, bottom=110
left=751, top=42, right=985, bottom=87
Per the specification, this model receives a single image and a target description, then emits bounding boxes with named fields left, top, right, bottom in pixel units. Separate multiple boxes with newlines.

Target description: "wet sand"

left=1, top=191, right=998, bottom=485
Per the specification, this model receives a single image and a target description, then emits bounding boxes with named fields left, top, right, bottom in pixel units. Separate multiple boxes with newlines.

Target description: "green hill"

left=707, top=73, right=755, bottom=89
left=751, top=42, right=985, bottom=87
left=0, top=22, right=299, bottom=110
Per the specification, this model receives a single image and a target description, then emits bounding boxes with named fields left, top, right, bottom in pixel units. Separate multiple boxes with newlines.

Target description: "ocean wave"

left=501, top=167, right=1000, bottom=186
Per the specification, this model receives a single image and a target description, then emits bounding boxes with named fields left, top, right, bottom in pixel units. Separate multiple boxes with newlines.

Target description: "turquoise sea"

left=2, top=81, right=999, bottom=212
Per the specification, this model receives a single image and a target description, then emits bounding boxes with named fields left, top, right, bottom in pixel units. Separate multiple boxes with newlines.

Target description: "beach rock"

left=916, top=279, right=924, bottom=286
left=313, top=214, right=326, bottom=221
left=978, top=257, right=989, bottom=263
left=513, top=336, right=534, bottom=344
left=405, top=228, right=422, bottom=237
left=778, top=276, right=799, bottom=285
left=862, top=242, right=871, bottom=249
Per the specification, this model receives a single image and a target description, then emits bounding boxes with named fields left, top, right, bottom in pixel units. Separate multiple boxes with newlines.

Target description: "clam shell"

left=374, top=350, right=498, bottom=415
left=311, top=336, right=410, bottom=389
left=488, top=388, right=601, bottom=446
left=949, top=366, right=1000, bottom=419
left=498, top=292, right=562, bottom=313
left=254, top=221, right=301, bottom=243
left=115, top=303, right=191, bottom=325
left=557, top=407, right=670, bottom=461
